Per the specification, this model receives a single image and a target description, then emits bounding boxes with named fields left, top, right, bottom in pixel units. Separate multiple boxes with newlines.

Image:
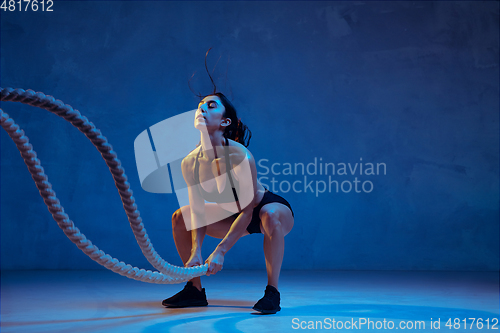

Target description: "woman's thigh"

left=180, top=204, right=248, bottom=239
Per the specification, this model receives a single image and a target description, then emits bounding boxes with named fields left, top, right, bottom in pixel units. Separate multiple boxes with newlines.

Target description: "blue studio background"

left=1, top=1, right=498, bottom=271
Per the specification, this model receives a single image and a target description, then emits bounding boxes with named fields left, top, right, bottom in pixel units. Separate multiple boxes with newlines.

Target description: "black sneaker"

left=252, top=285, right=281, bottom=314
left=162, top=281, right=208, bottom=308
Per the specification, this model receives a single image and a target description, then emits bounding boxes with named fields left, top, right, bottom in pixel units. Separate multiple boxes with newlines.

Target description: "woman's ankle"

left=190, top=278, right=202, bottom=291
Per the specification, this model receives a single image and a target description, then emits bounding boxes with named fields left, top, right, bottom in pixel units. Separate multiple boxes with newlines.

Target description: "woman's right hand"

left=185, top=250, right=203, bottom=267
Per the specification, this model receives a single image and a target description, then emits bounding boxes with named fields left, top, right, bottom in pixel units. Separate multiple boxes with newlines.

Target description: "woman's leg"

left=171, top=204, right=242, bottom=290
left=259, top=203, right=294, bottom=290
left=171, top=208, right=204, bottom=290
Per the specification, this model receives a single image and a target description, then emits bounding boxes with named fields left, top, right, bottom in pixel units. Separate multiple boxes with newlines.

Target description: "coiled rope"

left=0, top=87, right=208, bottom=283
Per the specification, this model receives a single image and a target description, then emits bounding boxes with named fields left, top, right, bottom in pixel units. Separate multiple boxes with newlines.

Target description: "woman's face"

left=194, top=95, right=229, bottom=132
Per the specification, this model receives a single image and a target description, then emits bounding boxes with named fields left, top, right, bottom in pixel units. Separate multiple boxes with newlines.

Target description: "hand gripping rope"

left=0, top=87, right=208, bottom=283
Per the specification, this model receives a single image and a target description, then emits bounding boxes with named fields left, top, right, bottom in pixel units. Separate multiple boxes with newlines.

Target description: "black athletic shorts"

left=234, top=189, right=294, bottom=234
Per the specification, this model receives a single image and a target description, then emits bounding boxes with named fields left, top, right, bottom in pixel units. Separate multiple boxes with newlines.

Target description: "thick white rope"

left=0, top=87, right=208, bottom=283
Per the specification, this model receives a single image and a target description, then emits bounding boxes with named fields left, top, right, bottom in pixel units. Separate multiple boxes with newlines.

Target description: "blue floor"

left=1, top=270, right=498, bottom=332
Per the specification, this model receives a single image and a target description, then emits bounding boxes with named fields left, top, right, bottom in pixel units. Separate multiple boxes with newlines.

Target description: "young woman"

left=162, top=69, right=294, bottom=315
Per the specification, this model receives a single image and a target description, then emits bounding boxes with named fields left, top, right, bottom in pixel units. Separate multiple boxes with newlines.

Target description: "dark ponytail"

left=214, top=93, right=252, bottom=147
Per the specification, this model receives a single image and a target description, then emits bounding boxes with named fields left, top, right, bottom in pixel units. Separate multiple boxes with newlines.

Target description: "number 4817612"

left=1, top=0, right=54, bottom=11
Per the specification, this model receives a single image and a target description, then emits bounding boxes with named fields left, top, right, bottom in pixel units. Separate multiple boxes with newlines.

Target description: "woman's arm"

left=215, top=205, right=253, bottom=254
left=181, top=155, right=206, bottom=258
left=208, top=149, right=258, bottom=261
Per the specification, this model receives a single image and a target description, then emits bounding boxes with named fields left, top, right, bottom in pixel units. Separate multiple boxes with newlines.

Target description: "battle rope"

left=0, top=87, right=208, bottom=283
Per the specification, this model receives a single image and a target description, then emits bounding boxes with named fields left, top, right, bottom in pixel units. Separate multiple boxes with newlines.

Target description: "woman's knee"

left=172, top=208, right=187, bottom=231
left=260, top=209, right=282, bottom=235
left=283, top=216, right=294, bottom=236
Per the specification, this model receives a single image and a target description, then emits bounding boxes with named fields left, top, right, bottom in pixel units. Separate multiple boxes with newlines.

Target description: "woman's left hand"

left=205, top=250, right=224, bottom=276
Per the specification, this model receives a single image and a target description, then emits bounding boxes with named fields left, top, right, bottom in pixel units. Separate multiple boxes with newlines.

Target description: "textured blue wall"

left=1, top=1, right=498, bottom=271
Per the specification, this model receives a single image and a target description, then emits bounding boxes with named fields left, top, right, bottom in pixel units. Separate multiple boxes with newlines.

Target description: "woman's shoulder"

left=226, top=139, right=254, bottom=165
left=181, top=146, right=201, bottom=168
